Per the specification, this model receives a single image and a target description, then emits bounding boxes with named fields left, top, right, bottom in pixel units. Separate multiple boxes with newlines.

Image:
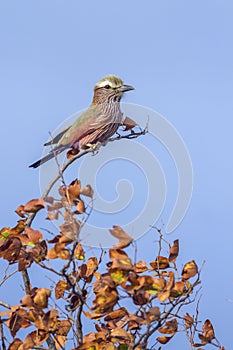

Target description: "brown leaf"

left=24, top=198, right=45, bottom=213
left=74, top=242, right=85, bottom=260
left=67, top=179, right=81, bottom=203
left=75, top=200, right=85, bottom=214
left=158, top=319, right=178, bottom=335
left=134, top=260, right=148, bottom=273
left=55, top=280, right=68, bottom=300
left=157, top=336, right=173, bottom=344
left=104, top=307, right=128, bottom=321
left=57, top=320, right=71, bottom=336
left=110, top=328, right=131, bottom=344
left=0, top=237, right=21, bottom=262
left=145, top=307, right=160, bottom=322
left=80, top=184, right=94, bottom=197
left=185, top=313, right=194, bottom=329
left=201, top=319, right=215, bottom=342
left=15, top=205, right=25, bottom=218
left=182, top=260, right=198, bottom=280
left=33, top=288, right=51, bottom=309
left=44, top=196, right=54, bottom=204
left=170, top=281, right=185, bottom=298
left=109, top=225, right=133, bottom=249
left=30, top=240, right=47, bottom=262
left=24, top=227, right=43, bottom=244
left=80, top=257, right=98, bottom=279
left=169, top=239, right=179, bottom=262
left=9, top=338, right=23, bottom=349
left=10, top=220, right=25, bottom=235
left=23, top=330, right=49, bottom=349
left=150, top=256, right=170, bottom=270
left=59, top=221, right=81, bottom=241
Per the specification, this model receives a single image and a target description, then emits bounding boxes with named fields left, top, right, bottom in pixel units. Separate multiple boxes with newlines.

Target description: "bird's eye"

left=104, top=85, right=111, bottom=89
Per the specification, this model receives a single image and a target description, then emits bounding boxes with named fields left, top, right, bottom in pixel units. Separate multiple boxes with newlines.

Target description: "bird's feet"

left=86, top=142, right=102, bottom=155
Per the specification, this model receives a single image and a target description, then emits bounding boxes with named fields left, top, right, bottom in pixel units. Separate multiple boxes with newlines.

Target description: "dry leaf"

left=109, top=226, right=133, bottom=249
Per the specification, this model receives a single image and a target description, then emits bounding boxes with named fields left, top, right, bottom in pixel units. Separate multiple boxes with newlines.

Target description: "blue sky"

left=1, top=0, right=233, bottom=348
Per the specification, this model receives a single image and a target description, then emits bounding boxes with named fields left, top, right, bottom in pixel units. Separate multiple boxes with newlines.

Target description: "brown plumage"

left=29, top=75, right=134, bottom=168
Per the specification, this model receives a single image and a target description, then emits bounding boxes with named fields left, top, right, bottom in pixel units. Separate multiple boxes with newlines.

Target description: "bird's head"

left=92, top=75, right=134, bottom=104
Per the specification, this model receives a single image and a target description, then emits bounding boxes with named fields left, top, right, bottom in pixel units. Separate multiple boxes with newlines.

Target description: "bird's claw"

left=86, top=142, right=102, bottom=155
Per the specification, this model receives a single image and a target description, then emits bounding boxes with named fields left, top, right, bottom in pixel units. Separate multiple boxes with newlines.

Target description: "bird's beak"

left=119, top=84, right=135, bottom=92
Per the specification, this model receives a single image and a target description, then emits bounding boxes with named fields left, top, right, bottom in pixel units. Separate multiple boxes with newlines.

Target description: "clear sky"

left=1, top=0, right=233, bottom=348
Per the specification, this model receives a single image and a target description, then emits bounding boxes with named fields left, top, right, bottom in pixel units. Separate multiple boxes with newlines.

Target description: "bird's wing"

left=44, top=125, right=72, bottom=146
left=57, top=106, right=104, bottom=147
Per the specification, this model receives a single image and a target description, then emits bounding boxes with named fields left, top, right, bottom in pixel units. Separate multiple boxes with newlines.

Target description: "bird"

left=29, top=75, right=134, bottom=168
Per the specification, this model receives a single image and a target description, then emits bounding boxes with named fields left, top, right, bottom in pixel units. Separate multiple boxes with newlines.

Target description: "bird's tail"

left=29, top=145, right=69, bottom=168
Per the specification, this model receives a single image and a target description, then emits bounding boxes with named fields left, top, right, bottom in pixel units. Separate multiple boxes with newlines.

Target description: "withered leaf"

left=57, top=320, right=71, bottom=336
left=24, top=227, right=43, bottom=244
left=10, top=220, right=25, bottom=235
left=104, top=307, right=128, bottom=321
left=158, top=319, right=178, bottom=334
left=75, top=200, right=85, bottom=214
left=200, top=319, right=215, bottom=342
left=145, top=307, right=160, bottom=322
left=0, top=237, right=21, bottom=262
left=55, top=280, right=68, bottom=299
left=109, top=225, right=133, bottom=249
left=182, top=260, right=198, bottom=280
left=23, top=330, right=49, bottom=349
left=0, top=227, right=10, bottom=241
left=24, top=198, right=45, bottom=213
left=157, top=336, right=173, bottom=344
left=74, top=242, right=85, bottom=260
left=15, top=205, right=25, bottom=218
left=185, top=313, right=194, bottom=329
left=33, top=288, right=51, bottom=309
left=44, top=196, right=54, bottom=204
left=169, top=239, right=179, bottom=262
left=80, top=184, right=94, bottom=197
left=9, top=338, right=23, bottom=350
left=170, top=281, right=185, bottom=298
left=150, top=256, right=170, bottom=270
left=67, top=179, right=81, bottom=203
left=134, top=260, right=148, bottom=273
left=110, top=328, right=131, bottom=344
